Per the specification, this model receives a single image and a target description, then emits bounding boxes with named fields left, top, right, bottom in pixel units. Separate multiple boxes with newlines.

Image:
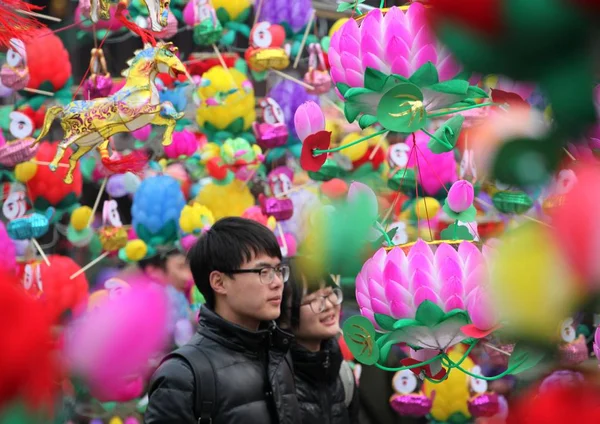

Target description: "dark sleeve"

left=144, top=358, right=196, bottom=424
left=348, top=378, right=360, bottom=424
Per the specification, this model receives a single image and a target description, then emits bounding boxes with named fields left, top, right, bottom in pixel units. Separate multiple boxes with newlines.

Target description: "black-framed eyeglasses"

left=301, top=287, right=343, bottom=314
left=226, top=264, right=290, bottom=285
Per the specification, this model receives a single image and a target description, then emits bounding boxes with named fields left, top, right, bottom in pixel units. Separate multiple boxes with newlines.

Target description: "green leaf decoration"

left=409, top=62, right=439, bottom=87
left=358, top=115, right=378, bottom=129
left=227, top=21, right=251, bottom=38
left=440, top=222, right=474, bottom=241
left=136, top=224, right=153, bottom=244
left=428, top=115, right=465, bottom=153
left=393, top=318, right=420, bottom=330
left=492, top=191, right=534, bottom=215
left=220, top=30, right=236, bottom=46
left=343, top=315, right=380, bottom=365
left=250, top=69, right=268, bottom=82
left=227, top=117, right=245, bottom=134
left=442, top=203, right=477, bottom=222
left=415, top=300, right=446, bottom=327
left=387, top=168, right=417, bottom=193
left=364, top=67, right=389, bottom=92
left=507, top=343, right=545, bottom=374
left=215, top=7, right=231, bottom=23
left=337, top=82, right=351, bottom=97
left=428, top=79, right=470, bottom=96
left=466, top=85, right=489, bottom=99
left=374, top=313, right=398, bottom=331
left=377, top=83, right=426, bottom=133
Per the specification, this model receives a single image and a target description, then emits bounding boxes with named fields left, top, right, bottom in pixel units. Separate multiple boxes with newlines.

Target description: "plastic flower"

left=300, top=131, right=332, bottom=172
left=447, top=180, right=474, bottom=213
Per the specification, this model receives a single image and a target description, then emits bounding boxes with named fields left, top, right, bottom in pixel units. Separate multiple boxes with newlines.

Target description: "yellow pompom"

left=179, top=203, right=215, bottom=234
left=266, top=216, right=277, bottom=231
left=414, top=198, right=441, bottom=220
left=196, top=67, right=255, bottom=133
left=70, top=206, right=93, bottom=231
left=158, top=158, right=168, bottom=169
left=483, top=74, right=499, bottom=89
left=196, top=179, right=254, bottom=220
left=125, top=239, right=148, bottom=262
left=200, top=143, right=221, bottom=164
left=329, top=18, right=349, bottom=37
left=14, top=161, right=37, bottom=183
left=108, top=418, right=123, bottom=424
left=325, top=119, right=340, bottom=144
left=339, top=133, right=369, bottom=162
left=252, top=144, right=263, bottom=157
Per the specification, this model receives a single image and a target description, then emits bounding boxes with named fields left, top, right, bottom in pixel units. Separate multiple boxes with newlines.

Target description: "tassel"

left=100, top=149, right=148, bottom=175
left=115, top=1, right=156, bottom=47
left=0, top=0, right=46, bottom=48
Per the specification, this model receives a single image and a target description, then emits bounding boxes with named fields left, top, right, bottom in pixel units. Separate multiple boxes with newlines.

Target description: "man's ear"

left=209, top=270, right=227, bottom=296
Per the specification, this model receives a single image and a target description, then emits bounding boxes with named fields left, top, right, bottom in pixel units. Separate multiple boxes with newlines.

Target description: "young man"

left=144, top=217, right=300, bottom=424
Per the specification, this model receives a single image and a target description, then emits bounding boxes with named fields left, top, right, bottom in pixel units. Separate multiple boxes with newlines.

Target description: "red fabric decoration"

left=115, top=1, right=156, bottom=46
left=352, top=145, right=385, bottom=170
left=206, top=157, right=228, bottom=180
left=507, top=384, right=600, bottom=423
left=0, top=0, right=46, bottom=49
left=427, top=0, right=503, bottom=37
left=27, top=142, right=82, bottom=209
left=300, top=130, right=332, bottom=172
left=24, top=28, right=72, bottom=94
left=0, top=270, right=60, bottom=411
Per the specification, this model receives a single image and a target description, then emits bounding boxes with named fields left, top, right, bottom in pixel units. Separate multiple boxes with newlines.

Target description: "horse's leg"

left=49, top=137, right=76, bottom=171
left=153, top=102, right=184, bottom=146
left=151, top=115, right=177, bottom=146
left=64, top=145, right=93, bottom=184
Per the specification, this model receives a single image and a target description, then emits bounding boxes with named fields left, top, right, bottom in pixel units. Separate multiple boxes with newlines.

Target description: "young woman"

left=280, top=260, right=359, bottom=424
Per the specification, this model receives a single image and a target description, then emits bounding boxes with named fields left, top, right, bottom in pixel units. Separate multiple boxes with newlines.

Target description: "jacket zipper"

left=321, top=350, right=331, bottom=424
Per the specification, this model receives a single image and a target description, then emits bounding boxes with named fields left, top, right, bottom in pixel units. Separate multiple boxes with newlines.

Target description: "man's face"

left=223, top=254, right=284, bottom=324
left=164, top=253, right=193, bottom=292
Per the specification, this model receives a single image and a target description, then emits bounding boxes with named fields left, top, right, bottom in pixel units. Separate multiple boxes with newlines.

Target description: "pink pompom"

left=64, top=284, right=170, bottom=402
left=132, top=125, right=152, bottom=141
left=277, top=233, right=297, bottom=257
left=163, top=129, right=199, bottom=159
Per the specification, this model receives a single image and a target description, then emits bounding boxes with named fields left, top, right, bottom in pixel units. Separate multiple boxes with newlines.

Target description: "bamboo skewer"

left=31, top=238, right=50, bottom=266
left=270, top=69, right=314, bottom=90
left=24, top=87, right=54, bottom=96
left=277, top=223, right=288, bottom=256
left=18, top=9, right=62, bottom=22
left=253, top=0, right=265, bottom=26
left=32, top=161, right=69, bottom=168
left=70, top=251, right=110, bottom=279
left=293, top=10, right=315, bottom=69
left=88, top=177, right=108, bottom=228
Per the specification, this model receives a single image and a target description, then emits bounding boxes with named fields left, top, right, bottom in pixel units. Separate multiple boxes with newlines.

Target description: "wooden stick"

left=88, top=177, right=108, bottom=227
left=253, top=0, right=265, bottom=26
left=24, top=87, right=54, bottom=96
left=275, top=182, right=316, bottom=198
left=70, top=251, right=110, bottom=279
left=483, top=342, right=512, bottom=357
left=18, top=9, right=62, bottom=22
left=270, top=69, right=314, bottom=90
left=293, top=10, right=316, bottom=69
left=322, top=96, right=344, bottom=115
left=563, top=147, right=577, bottom=162
left=31, top=238, right=50, bottom=266
left=277, top=223, right=288, bottom=255
left=212, top=44, right=237, bottom=87
left=368, top=131, right=388, bottom=160
left=32, top=160, right=69, bottom=168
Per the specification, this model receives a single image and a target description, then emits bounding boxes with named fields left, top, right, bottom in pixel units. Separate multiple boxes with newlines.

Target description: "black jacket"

left=144, top=307, right=300, bottom=424
left=291, top=339, right=359, bottom=424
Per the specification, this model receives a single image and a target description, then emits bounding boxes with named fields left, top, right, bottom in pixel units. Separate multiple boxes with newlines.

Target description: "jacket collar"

left=198, top=306, right=293, bottom=353
left=291, top=338, right=342, bottom=383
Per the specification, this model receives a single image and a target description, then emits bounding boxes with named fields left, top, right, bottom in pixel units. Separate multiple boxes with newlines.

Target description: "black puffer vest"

left=145, top=307, right=300, bottom=424
left=291, top=339, right=352, bottom=424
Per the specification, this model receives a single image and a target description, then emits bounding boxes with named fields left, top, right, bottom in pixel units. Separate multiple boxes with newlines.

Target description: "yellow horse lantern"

left=34, top=42, right=189, bottom=184
left=90, top=0, right=170, bottom=32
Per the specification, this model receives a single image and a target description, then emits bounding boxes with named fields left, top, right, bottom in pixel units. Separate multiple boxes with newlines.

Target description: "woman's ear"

left=209, top=270, right=226, bottom=295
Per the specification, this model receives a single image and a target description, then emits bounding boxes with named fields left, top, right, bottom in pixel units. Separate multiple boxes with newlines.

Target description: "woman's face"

left=294, top=286, right=342, bottom=344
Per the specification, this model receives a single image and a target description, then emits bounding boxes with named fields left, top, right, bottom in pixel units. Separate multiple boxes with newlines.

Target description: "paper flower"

left=294, top=101, right=325, bottom=142
left=329, top=4, right=462, bottom=90
left=300, top=130, right=332, bottom=172
left=356, top=240, right=495, bottom=347
left=446, top=180, right=474, bottom=213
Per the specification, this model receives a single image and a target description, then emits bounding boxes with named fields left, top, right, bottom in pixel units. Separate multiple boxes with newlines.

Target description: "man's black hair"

left=279, top=257, right=332, bottom=330
left=187, top=217, right=282, bottom=309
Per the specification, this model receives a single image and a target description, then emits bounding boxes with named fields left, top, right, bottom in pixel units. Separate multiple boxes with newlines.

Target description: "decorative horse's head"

left=154, top=43, right=188, bottom=79
left=145, top=0, right=171, bottom=32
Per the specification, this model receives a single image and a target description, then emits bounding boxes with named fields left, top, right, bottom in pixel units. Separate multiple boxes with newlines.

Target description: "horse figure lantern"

left=86, top=0, right=170, bottom=32
left=34, top=42, right=188, bottom=184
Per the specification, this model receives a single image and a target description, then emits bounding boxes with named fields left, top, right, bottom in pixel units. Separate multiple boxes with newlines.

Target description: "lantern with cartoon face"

left=0, top=38, right=29, bottom=91
left=0, top=110, right=40, bottom=167
left=389, top=369, right=433, bottom=417
left=259, top=166, right=294, bottom=221
left=557, top=317, right=589, bottom=366
left=253, top=97, right=288, bottom=149
left=303, top=44, right=331, bottom=95
left=245, top=22, right=290, bottom=72
left=98, top=200, right=128, bottom=252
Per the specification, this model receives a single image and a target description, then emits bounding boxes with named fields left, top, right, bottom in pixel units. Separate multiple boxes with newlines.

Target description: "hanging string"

left=72, top=29, right=110, bottom=100
left=313, top=128, right=387, bottom=154
left=382, top=144, right=417, bottom=228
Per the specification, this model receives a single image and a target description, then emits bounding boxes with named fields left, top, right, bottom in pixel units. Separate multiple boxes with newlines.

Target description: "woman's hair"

left=279, top=257, right=333, bottom=329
